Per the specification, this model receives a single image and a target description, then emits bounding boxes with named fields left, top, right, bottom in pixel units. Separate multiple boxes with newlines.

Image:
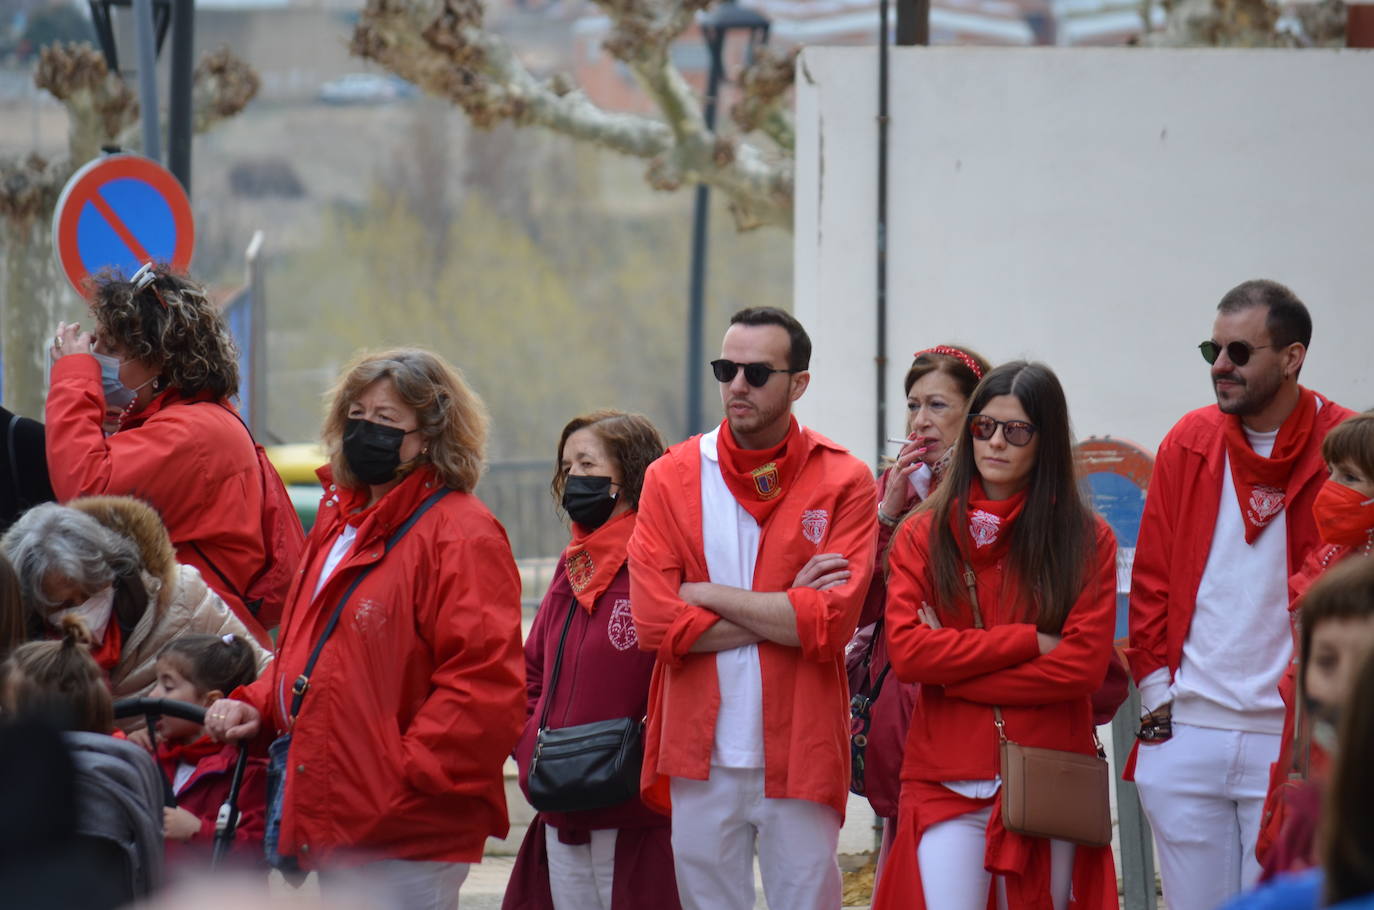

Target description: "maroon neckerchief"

left=714, top=416, right=803, bottom=525
left=1222, top=387, right=1317, bottom=544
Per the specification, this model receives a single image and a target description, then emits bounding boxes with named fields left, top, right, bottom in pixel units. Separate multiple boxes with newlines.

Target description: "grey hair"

left=0, top=504, right=143, bottom=609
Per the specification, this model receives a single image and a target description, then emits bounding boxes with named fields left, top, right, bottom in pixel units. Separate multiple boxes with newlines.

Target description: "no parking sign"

left=52, top=153, right=195, bottom=295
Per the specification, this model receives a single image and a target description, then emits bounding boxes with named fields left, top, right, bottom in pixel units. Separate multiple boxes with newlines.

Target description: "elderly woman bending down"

left=1, top=498, right=271, bottom=700
left=208, top=348, right=525, bottom=910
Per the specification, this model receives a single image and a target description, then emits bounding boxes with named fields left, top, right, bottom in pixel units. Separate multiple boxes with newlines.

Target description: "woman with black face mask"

left=205, top=348, right=526, bottom=910
left=504, top=410, right=675, bottom=910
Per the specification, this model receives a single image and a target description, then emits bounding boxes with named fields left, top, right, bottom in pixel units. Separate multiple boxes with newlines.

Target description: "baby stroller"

left=65, top=727, right=166, bottom=904
left=113, top=697, right=253, bottom=870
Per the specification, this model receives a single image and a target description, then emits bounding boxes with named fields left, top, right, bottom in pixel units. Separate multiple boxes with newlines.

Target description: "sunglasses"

left=710, top=359, right=802, bottom=388
left=968, top=414, right=1038, bottom=447
left=1198, top=340, right=1275, bottom=366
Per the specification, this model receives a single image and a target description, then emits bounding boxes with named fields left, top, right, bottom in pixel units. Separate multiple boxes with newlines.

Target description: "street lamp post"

left=685, top=1, right=770, bottom=438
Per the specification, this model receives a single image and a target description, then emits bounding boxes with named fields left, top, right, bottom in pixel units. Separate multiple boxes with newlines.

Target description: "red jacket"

left=1126, top=393, right=1354, bottom=687
left=885, top=511, right=1117, bottom=781
left=628, top=425, right=877, bottom=818
left=235, top=465, right=525, bottom=867
left=161, top=742, right=268, bottom=871
left=45, top=355, right=268, bottom=639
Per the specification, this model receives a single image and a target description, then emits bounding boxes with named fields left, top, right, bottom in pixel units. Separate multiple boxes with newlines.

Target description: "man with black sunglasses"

left=1127, top=280, right=1354, bottom=910
left=628, top=307, right=877, bottom=910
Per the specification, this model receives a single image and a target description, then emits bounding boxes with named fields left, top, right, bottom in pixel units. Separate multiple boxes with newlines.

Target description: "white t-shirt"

left=312, top=523, right=358, bottom=601
left=699, top=429, right=766, bottom=768
left=1163, top=426, right=1291, bottom=734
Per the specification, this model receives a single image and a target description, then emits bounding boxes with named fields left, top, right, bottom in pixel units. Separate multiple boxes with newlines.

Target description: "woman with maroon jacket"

left=872, top=361, right=1118, bottom=910
left=849, top=344, right=989, bottom=865
left=503, top=410, right=677, bottom=910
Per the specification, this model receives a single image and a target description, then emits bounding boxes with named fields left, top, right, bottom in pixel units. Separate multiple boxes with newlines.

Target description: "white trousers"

left=1133, top=722, right=1282, bottom=910
left=916, top=805, right=1075, bottom=910
left=670, top=766, right=842, bottom=910
left=318, top=859, right=470, bottom=910
left=546, top=825, right=617, bottom=910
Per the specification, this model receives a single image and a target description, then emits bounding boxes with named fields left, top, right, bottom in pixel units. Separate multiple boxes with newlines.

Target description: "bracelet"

left=877, top=506, right=900, bottom=528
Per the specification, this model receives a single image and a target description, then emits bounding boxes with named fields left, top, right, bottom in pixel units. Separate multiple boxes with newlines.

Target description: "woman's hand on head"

left=204, top=698, right=260, bottom=742
left=52, top=322, right=95, bottom=359
left=791, top=553, right=851, bottom=592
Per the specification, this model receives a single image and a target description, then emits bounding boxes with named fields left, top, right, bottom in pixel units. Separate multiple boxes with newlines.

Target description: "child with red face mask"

left=147, top=633, right=267, bottom=875
left=1258, top=410, right=1374, bottom=878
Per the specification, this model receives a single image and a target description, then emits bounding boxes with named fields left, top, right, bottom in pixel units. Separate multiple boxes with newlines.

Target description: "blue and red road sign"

left=52, top=154, right=195, bottom=295
left=1075, top=436, right=1155, bottom=642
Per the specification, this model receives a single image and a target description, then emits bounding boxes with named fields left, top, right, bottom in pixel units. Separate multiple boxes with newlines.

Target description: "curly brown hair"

left=87, top=265, right=239, bottom=399
left=551, top=411, right=665, bottom=513
left=323, top=348, right=489, bottom=493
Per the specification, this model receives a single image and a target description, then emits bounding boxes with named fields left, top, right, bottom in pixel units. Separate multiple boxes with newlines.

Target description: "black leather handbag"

left=527, top=597, right=644, bottom=814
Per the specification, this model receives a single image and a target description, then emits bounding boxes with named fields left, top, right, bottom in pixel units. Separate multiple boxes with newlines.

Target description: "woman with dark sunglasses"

left=871, top=361, right=1119, bottom=910
left=845, top=344, right=989, bottom=870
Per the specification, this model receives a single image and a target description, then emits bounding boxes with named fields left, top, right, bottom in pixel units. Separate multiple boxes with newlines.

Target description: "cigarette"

left=886, top=437, right=927, bottom=449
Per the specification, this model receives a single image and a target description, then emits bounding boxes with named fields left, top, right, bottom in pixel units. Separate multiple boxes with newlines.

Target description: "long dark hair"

left=920, top=361, right=1095, bottom=632
left=1321, top=645, right=1374, bottom=904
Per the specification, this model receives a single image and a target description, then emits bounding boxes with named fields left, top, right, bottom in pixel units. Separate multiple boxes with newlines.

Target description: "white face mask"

left=49, top=586, right=116, bottom=644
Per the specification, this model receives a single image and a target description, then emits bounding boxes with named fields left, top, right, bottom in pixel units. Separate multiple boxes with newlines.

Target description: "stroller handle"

left=113, top=697, right=207, bottom=725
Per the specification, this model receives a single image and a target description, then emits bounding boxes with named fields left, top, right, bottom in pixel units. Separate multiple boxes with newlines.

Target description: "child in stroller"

left=146, top=632, right=267, bottom=873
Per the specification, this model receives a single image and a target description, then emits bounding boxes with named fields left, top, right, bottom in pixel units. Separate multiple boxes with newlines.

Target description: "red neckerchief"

left=89, top=619, right=123, bottom=673
left=956, top=477, right=1027, bottom=570
left=156, top=734, right=222, bottom=780
left=715, top=416, right=803, bottom=525
left=562, top=511, right=636, bottom=614
left=1222, top=387, right=1318, bottom=544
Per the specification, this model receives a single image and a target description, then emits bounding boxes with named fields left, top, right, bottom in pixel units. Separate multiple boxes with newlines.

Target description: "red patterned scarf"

left=563, top=511, right=636, bottom=613
left=1222, top=387, right=1317, bottom=544
left=715, top=416, right=803, bottom=525
left=957, top=478, right=1027, bottom=570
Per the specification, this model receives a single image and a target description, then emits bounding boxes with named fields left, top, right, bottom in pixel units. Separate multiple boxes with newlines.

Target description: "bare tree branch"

left=353, top=0, right=794, bottom=230
left=732, top=48, right=797, bottom=153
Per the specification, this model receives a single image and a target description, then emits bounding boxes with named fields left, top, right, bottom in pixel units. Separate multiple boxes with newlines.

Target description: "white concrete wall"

left=795, top=47, right=1374, bottom=465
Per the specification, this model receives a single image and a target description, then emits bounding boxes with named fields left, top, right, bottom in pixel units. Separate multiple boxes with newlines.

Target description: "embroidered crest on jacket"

left=607, top=599, right=637, bottom=651
left=801, top=509, right=830, bottom=545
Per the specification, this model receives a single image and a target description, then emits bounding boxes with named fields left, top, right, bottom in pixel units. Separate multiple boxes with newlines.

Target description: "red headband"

left=913, top=345, right=984, bottom=380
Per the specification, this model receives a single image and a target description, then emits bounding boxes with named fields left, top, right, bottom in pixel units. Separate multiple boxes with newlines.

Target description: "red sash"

left=563, top=511, right=636, bottom=613
left=1223, top=388, right=1317, bottom=544
left=715, top=417, right=802, bottom=525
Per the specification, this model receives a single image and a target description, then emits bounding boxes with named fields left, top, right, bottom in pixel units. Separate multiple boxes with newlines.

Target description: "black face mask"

left=343, top=418, right=410, bottom=485
left=562, top=475, right=618, bottom=529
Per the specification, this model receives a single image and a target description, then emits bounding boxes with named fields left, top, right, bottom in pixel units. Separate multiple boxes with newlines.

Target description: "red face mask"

left=1312, top=479, right=1374, bottom=547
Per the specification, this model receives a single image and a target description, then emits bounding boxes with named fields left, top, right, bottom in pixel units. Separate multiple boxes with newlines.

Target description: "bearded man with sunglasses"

left=1127, top=280, right=1353, bottom=910
left=628, top=307, right=877, bottom=910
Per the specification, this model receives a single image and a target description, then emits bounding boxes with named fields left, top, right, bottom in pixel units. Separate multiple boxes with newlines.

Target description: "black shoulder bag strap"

left=6, top=414, right=23, bottom=507
left=287, top=488, right=451, bottom=721
left=536, top=596, right=581, bottom=732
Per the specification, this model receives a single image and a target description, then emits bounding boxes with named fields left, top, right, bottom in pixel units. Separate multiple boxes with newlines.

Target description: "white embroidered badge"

left=801, top=509, right=830, bottom=545
left=969, top=509, right=1002, bottom=549
left=607, top=599, right=637, bottom=651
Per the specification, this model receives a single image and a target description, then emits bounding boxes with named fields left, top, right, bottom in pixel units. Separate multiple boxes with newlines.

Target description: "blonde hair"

left=1, top=617, right=112, bottom=734
left=323, top=348, right=489, bottom=492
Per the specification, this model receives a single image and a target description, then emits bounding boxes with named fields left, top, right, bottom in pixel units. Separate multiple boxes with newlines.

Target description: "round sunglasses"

left=968, top=414, right=1038, bottom=447
left=710, top=359, right=802, bottom=388
left=1198, top=339, right=1275, bottom=367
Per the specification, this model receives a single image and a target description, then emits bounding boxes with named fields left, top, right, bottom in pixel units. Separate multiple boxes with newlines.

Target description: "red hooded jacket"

left=628, top=425, right=877, bottom=818
left=160, top=742, right=268, bottom=872
left=235, top=465, right=525, bottom=867
left=45, top=354, right=268, bottom=639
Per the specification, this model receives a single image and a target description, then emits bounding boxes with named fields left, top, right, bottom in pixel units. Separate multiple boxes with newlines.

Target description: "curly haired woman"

left=47, top=265, right=276, bottom=641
